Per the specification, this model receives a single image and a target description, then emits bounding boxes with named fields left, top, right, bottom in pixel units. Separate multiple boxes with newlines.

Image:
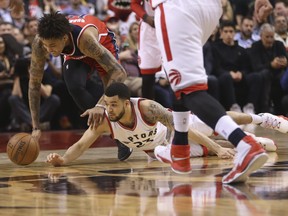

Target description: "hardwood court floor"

left=0, top=125, right=287, bottom=216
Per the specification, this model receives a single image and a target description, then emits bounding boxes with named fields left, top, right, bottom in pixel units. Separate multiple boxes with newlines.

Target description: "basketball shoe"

left=244, top=131, right=277, bottom=152
left=155, top=144, right=191, bottom=174
left=116, top=140, right=133, bottom=161
left=258, top=113, right=288, bottom=133
left=222, top=135, right=268, bottom=184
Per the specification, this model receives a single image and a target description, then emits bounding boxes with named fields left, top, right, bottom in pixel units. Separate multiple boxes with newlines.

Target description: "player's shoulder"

left=136, top=97, right=151, bottom=108
left=137, top=98, right=163, bottom=114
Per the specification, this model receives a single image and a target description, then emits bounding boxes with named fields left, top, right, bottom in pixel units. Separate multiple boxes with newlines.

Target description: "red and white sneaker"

left=258, top=113, right=288, bottom=133
left=245, top=131, right=277, bottom=152
left=155, top=144, right=192, bottom=174
left=222, top=135, right=268, bottom=184
left=155, top=145, right=172, bottom=164
left=253, top=137, right=277, bottom=152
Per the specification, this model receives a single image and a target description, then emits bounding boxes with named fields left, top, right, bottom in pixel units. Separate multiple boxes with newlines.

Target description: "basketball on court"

left=6, top=133, right=40, bottom=165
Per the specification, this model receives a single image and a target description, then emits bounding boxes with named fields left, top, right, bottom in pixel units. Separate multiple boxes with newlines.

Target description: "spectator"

left=234, top=16, right=260, bottom=49
left=0, top=0, right=13, bottom=23
left=234, top=0, right=254, bottom=29
left=61, top=0, right=90, bottom=16
left=248, top=23, right=288, bottom=114
left=273, top=0, right=288, bottom=19
left=28, top=0, right=43, bottom=19
left=11, top=7, right=26, bottom=29
left=0, top=34, right=13, bottom=131
left=212, top=21, right=261, bottom=114
left=274, top=14, right=288, bottom=52
left=43, top=0, right=61, bottom=14
left=0, top=21, right=13, bottom=35
left=120, top=22, right=142, bottom=97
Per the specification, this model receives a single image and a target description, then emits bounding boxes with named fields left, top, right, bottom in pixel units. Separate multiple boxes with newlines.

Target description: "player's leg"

left=227, top=111, right=288, bottom=133
left=155, top=0, right=268, bottom=183
left=63, top=59, right=97, bottom=111
left=138, top=22, right=162, bottom=99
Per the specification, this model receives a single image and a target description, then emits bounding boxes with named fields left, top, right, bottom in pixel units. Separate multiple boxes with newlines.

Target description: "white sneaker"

left=258, top=113, right=288, bottom=133
left=243, top=103, right=255, bottom=114
left=154, top=145, right=172, bottom=164
left=253, top=137, right=277, bottom=152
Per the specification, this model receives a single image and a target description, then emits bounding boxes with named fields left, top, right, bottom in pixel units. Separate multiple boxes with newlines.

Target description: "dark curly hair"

left=38, top=12, right=72, bottom=39
left=105, top=83, right=131, bottom=100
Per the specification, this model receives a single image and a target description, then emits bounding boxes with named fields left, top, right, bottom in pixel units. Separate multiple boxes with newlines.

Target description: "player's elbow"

left=114, top=67, right=127, bottom=83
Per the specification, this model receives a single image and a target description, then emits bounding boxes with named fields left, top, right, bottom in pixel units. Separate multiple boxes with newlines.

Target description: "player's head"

left=104, top=83, right=131, bottom=122
left=38, top=12, right=72, bottom=57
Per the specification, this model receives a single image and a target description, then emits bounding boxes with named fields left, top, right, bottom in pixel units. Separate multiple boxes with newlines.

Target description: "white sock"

left=215, top=115, right=240, bottom=140
left=172, top=111, right=190, bottom=132
left=250, top=114, right=262, bottom=124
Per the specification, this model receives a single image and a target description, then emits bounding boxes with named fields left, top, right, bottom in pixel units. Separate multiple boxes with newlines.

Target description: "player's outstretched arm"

left=29, top=36, right=47, bottom=141
left=188, top=129, right=235, bottom=159
left=46, top=122, right=110, bottom=166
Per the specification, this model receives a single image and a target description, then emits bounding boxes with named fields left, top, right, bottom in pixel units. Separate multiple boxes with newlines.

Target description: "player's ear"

left=124, top=99, right=130, bottom=106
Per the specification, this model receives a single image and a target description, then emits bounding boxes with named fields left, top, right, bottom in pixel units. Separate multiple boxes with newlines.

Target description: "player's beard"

left=109, top=107, right=125, bottom=122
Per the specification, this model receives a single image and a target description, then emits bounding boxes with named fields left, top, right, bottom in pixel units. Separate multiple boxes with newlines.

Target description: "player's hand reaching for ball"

left=80, top=105, right=105, bottom=129
left=32, top=129, right=41, bottom=142
left=46, top=153, right=65, bottom=167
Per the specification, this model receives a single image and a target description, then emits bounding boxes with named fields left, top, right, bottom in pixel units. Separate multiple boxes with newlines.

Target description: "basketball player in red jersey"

left=151, top=0, right=273, bottom=184
left=28, top=12, right=132, bottom=161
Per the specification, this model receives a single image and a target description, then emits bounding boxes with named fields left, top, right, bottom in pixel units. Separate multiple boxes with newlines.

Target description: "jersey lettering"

left=127, top=128, right=157, bottom=143
left=69, top=18, right=85, bottom=23
left=133, top=137, right=154, bottom=148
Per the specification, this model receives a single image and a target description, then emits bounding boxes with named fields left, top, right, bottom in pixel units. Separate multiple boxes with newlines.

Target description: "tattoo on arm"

left=28, top=36, right=47, bottom=127
left=80, top=30, right=127, bottom=87
left=144, top=101, right=174, bottom=131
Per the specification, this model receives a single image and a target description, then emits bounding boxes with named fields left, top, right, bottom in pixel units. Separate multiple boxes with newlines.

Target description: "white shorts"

left=154, top=0, right=222, bottom=98
left=138, top=21, right=162, bottom=75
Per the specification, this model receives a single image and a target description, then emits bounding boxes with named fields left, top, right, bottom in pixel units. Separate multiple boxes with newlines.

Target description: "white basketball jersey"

left=150, top=0, right=166, bottom=8
left=108, top=98, right=167, bottom=150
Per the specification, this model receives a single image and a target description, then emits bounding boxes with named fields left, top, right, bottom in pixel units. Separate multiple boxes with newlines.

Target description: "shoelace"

left=262, top=115, right=281, bottom=130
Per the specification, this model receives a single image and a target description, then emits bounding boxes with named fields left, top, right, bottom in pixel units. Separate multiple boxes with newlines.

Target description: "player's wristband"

left=32, top=127, right=39, bottom=131
left=95, top=104, right=106, bottom=109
